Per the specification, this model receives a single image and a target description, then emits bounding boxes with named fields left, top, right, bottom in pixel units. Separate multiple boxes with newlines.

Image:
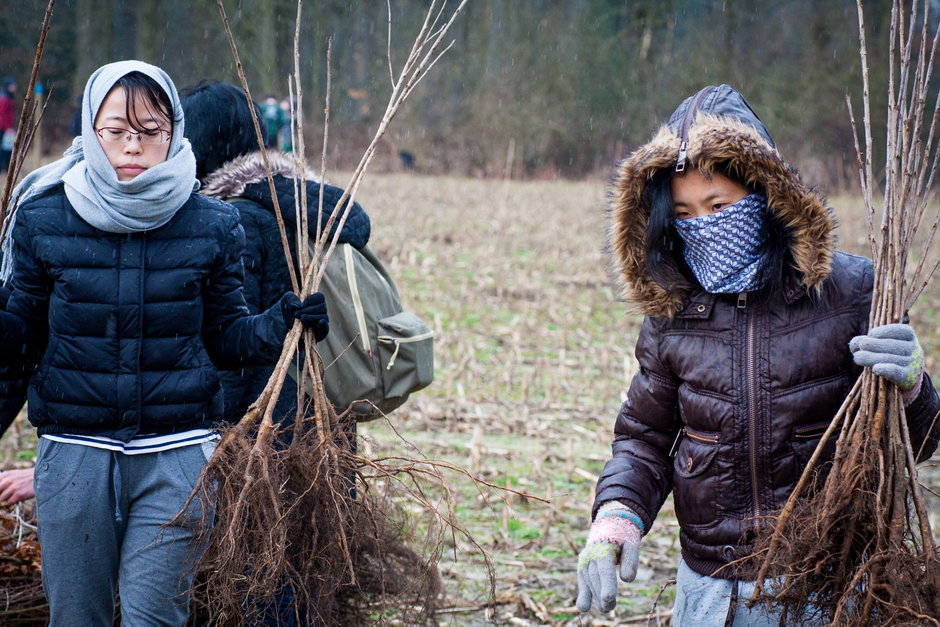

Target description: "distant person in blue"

left=279, top=96, right=295, bottom=152
left=0, top=60, right=330, bottom=626
left=68, top=93, right=83, bottom=137
left=260, top=93, right=287, bottom=149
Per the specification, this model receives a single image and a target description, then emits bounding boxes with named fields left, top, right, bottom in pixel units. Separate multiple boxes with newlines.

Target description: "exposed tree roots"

left=750, top=376, right=940, bottom=625
left=177, top=344, right=459, bottom=625
left=749, top=2, right=940, bottom=623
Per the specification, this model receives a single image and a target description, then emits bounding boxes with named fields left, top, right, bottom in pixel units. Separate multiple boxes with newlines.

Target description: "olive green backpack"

left=309, top=243, right=434, bottom=420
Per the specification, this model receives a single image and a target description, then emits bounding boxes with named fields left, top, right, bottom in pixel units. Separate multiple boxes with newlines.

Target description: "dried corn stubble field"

left=1, top=173, right=938, bottom=626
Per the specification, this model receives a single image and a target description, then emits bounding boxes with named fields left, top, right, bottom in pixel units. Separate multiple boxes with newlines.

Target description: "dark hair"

left=180, top=81, right=265, bottom=179
left=113, top=71, right=178, bottom=133
left=644, top=162, right=791, bottom=298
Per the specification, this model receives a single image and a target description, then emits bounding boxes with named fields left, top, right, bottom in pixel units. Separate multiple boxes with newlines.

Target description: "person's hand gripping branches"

left=279, top=292, right=330, bottom=342
left=850, top=323, right=924, bottom=404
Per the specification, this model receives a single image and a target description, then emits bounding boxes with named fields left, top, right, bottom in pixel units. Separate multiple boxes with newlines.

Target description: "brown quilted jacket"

left=593, top=85, right=940, bottom=579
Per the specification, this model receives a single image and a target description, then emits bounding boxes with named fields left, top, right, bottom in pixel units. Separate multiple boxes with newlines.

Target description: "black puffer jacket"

left=593, top=85, right=940, bottom=579
left=0, top=364, right=30, bottom=435
left=200, top=150, right=370, bottom=423
left=0, top=185, right=291, bottom=441
left=0, top=284, right=32, bottom=434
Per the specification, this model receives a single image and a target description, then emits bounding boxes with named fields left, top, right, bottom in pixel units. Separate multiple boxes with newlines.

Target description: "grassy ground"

left=1, top=172, right=938, bottom=625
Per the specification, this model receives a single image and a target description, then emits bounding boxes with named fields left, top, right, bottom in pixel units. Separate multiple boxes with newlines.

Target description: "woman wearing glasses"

left=0, top=60, right=330, bottom=625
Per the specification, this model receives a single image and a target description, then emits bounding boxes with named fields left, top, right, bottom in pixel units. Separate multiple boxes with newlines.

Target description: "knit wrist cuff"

left=588, top=502, right=644, bottom=547
left=595, top=501, right=645, bottom=530
left=902, top=370, right=924, bottom=406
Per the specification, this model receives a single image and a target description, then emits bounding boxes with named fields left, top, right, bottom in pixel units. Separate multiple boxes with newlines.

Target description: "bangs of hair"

left=115, top=71, right=177, bottom=131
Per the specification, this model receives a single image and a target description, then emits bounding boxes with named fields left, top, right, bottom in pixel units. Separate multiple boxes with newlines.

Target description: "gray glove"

left=850, top=323, right=924, bottom=393
left=576, top=502, right=643, bottom=613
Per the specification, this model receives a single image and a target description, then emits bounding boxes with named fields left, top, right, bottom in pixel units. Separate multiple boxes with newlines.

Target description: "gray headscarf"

left=1, top=60, right=198, bottom=283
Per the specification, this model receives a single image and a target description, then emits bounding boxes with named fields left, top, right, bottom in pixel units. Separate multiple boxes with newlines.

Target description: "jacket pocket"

left=33, top=335, right=60, bottom=396
left=672, top=428, right=721, bottom=527
left=791, top=420, right=837, bottom=480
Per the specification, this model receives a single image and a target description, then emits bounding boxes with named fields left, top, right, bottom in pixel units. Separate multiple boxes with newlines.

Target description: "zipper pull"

left=674, top=86, right=714, bottom=173
left=675, top=140, right=688, bottom=172
left=669, top=428, right=686, bottom=457
left=737, top=292, right=747, bottom=309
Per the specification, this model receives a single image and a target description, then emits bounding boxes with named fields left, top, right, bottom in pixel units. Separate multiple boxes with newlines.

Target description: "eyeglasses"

left=95, top=127, right=171, bottom=146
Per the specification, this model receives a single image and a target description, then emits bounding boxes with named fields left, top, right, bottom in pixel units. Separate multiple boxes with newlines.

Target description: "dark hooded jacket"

left=593, top=85, right=940, bottom=579
left=200, top=150, right=371, bottom=423
left=0, top=187, right=291, bottom=441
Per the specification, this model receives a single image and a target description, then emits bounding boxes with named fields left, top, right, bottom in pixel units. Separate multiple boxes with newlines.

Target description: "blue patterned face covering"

left=673, top=193, right=769, bottom=293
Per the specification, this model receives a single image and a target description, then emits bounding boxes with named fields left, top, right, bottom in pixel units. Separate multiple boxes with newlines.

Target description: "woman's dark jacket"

left=0, top=185, right=291, bottom=441
left=0, top=283, right=31, bottom=434
left=0, top=363, right=30, bottom=435
left=594, top=85, right=940, bottom=579
left=200, top=150, right=370, bottom=423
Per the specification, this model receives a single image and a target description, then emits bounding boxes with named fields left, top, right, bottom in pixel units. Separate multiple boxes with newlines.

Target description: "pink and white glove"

left=576, top=501, right=644, bottom=613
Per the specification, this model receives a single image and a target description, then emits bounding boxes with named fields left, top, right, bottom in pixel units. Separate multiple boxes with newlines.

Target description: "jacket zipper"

left=676, top=87, right=714, bottom=172
left=136, top=233, right=146, bottom=429
left=668, top=427, right=718, bottom=458
left=684, top=427, right=719, bottom=444
left=738, top=291, right=761, bottom=527
left=793, top=422, right=829, bottom=439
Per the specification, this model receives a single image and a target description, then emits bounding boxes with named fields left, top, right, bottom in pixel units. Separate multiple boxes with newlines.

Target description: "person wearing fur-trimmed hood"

left=180, top=80, right=370, bottom=431
left=576, top=84, right=940, bottom=624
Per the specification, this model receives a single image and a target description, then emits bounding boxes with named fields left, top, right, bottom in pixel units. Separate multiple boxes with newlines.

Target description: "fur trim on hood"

left=199, top=149, right=371, bottom=249
left=610, top=85, right=835, bottom=318
left=200, top=150, right=320, bottom=199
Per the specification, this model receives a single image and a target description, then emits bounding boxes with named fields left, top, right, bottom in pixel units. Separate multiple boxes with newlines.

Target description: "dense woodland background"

left=0, top=0, right=927, bottom=185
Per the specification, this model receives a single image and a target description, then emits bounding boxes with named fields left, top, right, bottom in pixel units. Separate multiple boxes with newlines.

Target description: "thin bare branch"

left=216, top=0, right=299, bottom=295
left=306, top=0, right=470, bottom=292
left=386, top=0, right=395, bottom=86
left=0, top=0, right=55, bottom=241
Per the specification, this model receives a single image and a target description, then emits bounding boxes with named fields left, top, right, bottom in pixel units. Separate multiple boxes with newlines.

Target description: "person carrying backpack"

left=0, top=60, right=330, bottom=625
left=181, top=80, right=372, bottom=430
left=181, top=80, right=372, bottom=624
left=575, top=84, right=940, bottom=625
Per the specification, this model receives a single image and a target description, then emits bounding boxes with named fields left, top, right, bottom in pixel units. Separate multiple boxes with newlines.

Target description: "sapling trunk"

left=750, top=2, right=940, bottom=624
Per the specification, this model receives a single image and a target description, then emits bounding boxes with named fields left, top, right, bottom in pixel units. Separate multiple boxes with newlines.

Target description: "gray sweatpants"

left=672, top=559, right=829, bottom=626
left=34, top=438, right=212, bottom=627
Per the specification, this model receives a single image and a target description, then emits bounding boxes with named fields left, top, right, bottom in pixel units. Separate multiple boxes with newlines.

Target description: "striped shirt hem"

left=42, top=429, right=220, bottom=455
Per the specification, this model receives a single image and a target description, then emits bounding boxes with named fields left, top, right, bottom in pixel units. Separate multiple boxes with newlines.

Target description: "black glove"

left=280, top=291, right=329, bottom=342
left=0, top=284, right=10, bottom=311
